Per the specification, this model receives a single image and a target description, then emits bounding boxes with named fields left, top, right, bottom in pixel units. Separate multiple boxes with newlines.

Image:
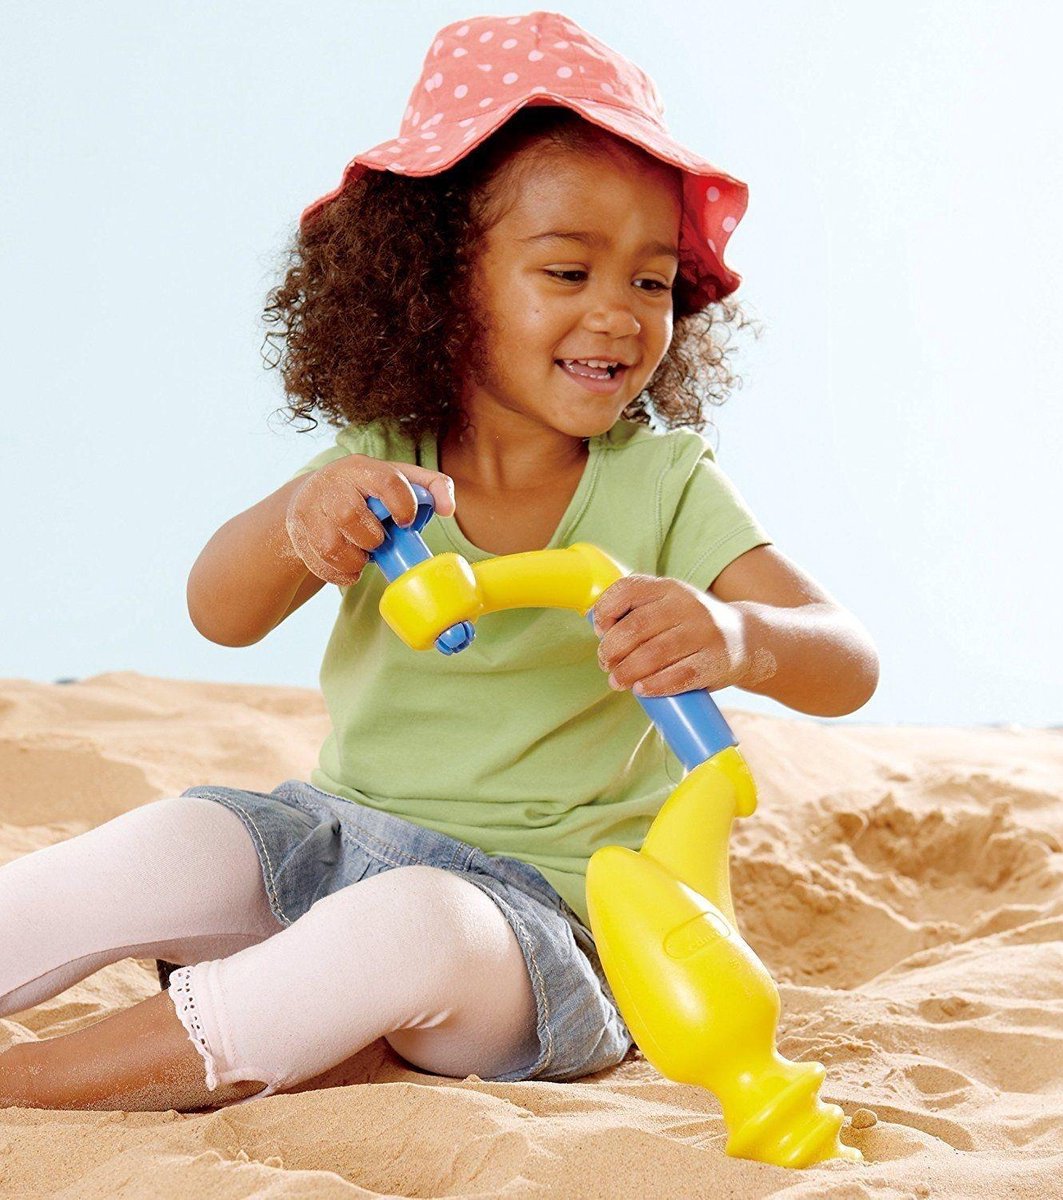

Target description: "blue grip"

left=365, top=484, right=474, bottom=654
left=582, top=612, right=736, bottom=769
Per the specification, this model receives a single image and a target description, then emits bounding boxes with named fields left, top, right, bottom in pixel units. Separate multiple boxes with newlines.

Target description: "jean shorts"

left=170, top=778, right=634, bottom=1084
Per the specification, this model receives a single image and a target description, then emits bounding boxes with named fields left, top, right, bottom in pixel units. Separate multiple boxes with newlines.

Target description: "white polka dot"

left=479, top=30, right=493, bottom=42
left=397, top=137, right=408, bottom=145
left=530, top=85, right=548, bottom=94
left=528, top=49, right=544, bottom=61
left=478, top=96, right=493, bottom=108
left=502, top=71, right=519, bottom=84
left=502, top=37, right=518, bottom=48
left=600, top=82, right=614, bottom=95
left=708, top=239, right=717, bottom=252
left=463, top=130, right=477, bottom=142
left=458, top=116, right=475, bottom=127
left=506, top=15, right=521, bottom=23
left=423, top=78, right=434, bottom=92
left=426, top=145, right=441, bottom=153
left=706, top=186, right=720, bottom=202
left=428, top=158, right=446, bottom=167
left=554, top=40, right=569, bottom=48
left=412, top=111, right=421, bottom=126
left=405, top=105, right=413, bottom=119
left=433, top=39, right=443, bottom=55
left=387, top=161, right=403, bottom=171
left=578, top=65, right=585, bottom=74
left=456, top=24, right=469, bottom=36
left=432, top=72, right=443, bottom=88
left=722, top=216, right=737, bottom=232
left=386, top=144, right=401, bottom=153
left=453, top=46, right=467, bottom=57
left=557, top=66, right=573, bottom=78
left=477, top=62, right=492, bottom=71
left=367, top=149, right=384, bottom=158
left=425, top=112, right=443, bottom=127
left=454, top=83, right=468, bottom=98
left=421, top=131, right=437, bottom=139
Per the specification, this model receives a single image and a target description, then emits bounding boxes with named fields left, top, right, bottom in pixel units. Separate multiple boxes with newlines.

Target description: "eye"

left=544, top=270, right=673, bottom=292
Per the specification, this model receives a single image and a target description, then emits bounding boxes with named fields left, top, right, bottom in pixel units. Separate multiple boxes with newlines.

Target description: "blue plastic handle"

left=366, top=483, right=735, bottom=769
left=364, top=486, right=474, bottom=654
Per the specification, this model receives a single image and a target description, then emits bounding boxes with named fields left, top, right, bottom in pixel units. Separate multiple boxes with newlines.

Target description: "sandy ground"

left=1, top=671, right=1060, bottom=1198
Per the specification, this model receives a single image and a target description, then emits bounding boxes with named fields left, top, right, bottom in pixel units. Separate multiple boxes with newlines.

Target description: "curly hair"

left=262, top=106, right=762, bottom=449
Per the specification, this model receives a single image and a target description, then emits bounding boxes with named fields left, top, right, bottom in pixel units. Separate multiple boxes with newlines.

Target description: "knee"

left=312, top=865, right=519, bottom=982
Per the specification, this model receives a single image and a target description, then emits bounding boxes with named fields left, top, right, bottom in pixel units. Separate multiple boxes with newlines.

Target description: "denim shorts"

left=173, top=778, right=634, bottom=1084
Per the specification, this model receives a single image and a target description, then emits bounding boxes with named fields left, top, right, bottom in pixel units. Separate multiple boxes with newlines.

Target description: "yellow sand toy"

left=366, top=486, right=861, bottom=1170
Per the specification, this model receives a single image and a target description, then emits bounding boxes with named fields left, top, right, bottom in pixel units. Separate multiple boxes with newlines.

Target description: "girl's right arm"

left=187, top=455, right=456, bottom=647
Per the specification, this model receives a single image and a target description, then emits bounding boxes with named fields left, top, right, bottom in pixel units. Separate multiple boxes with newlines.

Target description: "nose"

left=581, top=280, right=642, bottom=339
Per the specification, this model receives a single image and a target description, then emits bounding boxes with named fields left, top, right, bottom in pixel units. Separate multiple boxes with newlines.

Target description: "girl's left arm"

left=593, top=545, right=880, bottom=720
left=709, top=544, right=880, bottom=718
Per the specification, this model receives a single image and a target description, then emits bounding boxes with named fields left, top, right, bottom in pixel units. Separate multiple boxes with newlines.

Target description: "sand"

left=1, top=670, right=1060, bottom=1198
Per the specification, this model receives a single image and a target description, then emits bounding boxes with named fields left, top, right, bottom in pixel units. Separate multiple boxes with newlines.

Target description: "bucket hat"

left=300, top=10, right=748, bottom=304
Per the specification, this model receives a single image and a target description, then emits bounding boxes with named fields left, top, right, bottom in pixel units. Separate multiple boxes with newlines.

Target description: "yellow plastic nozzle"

left=587, top=751, right=860, bottom=1168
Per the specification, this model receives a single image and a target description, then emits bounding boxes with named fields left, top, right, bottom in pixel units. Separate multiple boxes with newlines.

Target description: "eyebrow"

left=520, top=230, right=679, bottom=261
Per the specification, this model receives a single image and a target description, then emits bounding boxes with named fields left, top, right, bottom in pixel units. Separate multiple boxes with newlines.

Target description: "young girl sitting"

left=0, top=10, right=878, bottom=1112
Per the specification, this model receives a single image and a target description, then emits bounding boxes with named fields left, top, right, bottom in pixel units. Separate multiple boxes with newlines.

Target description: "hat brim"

left=300, top=92, right=747, bottom=301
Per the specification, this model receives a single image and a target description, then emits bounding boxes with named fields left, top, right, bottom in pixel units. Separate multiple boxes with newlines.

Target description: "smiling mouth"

left=555, top=360, right=626, bottom=379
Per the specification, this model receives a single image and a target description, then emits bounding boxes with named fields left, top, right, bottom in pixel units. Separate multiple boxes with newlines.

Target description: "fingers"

left=591, top=574, right=658, bottom=636
left=285, top=501, right=369, bottom=587
left=284, top=455, right=456, bottom=588
left=394, top=463, right=456, bottom=518
left=599, top=621, right=686, bottom=690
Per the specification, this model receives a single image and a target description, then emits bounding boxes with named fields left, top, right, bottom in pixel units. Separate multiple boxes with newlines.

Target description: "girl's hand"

left=285, top=455, right=456, bottom=587
left=592, top=574, right=751, bottom=697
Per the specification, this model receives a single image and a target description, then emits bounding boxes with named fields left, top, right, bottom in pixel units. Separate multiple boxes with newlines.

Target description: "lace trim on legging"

left=167, top=965, right=220, bottom=1091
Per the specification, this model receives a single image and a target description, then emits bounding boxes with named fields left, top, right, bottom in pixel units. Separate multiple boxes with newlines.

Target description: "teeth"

left=563, top=358, right=619, bottom=368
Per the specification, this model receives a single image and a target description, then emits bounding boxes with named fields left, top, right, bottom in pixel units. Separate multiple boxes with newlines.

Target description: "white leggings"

left=0, top=796, right=540, bottom=1101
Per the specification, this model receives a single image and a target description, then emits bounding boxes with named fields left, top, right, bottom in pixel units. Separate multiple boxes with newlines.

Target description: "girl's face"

left=464, top=143, right=683, bottom=443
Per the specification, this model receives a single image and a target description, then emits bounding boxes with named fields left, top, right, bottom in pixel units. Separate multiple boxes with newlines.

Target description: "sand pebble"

left=264, top=1155, right=284, bottom=1169
left=850, top=1108, right=878, bottom=1129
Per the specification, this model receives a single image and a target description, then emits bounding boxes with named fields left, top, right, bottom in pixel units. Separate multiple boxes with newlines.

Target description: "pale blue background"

left=3, top=1, right=1059, bottom=727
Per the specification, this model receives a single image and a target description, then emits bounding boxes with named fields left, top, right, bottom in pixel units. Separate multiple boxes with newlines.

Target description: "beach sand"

left=1, top=671, right=1060, bottom=1198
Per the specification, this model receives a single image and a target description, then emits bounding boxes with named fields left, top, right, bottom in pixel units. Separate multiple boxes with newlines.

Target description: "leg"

left=1, top=864, right=539, bottom=1112
left=165, top=864, right=540, bottom=1101
left=0, top=990, right=264, bottom=1111
left=0, top=795, right=283, bottom=1016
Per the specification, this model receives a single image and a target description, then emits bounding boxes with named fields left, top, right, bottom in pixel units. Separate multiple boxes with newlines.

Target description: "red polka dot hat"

left=300, top=10, right=749, bottom=302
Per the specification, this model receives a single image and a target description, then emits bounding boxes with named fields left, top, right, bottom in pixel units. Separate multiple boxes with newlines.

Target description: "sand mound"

left=1, top=673, right=1060, bottom=1198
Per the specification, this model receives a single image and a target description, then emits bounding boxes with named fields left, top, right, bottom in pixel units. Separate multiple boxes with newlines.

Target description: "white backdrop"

left=3, top=1, right=1059, bottom=727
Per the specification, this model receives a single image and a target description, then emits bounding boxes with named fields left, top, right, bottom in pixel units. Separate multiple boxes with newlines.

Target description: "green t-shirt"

left=288, top=417, right=771, bottom=927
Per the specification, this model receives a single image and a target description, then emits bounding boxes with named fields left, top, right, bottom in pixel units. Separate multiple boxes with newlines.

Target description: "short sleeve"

left=657, top=443, right=772, bottom=591
left=285, top=422, right=393, bottom=483
left=287, top=442, right=351, bottom=482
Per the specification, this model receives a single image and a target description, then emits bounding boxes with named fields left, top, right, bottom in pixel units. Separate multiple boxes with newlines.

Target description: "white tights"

left=0, top=796, right=540, bottom=1102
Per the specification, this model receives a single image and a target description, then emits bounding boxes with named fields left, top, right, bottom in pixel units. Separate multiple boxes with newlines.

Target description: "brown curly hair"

left=262, top=106, right=762, bottom=449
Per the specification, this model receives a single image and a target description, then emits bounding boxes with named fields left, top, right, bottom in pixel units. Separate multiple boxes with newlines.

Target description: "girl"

left=0, top=11, right=878, bottom=1112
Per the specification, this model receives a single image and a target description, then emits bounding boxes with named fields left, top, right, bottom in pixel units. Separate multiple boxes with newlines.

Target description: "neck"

left=438, top=411, right=589, bottom=492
